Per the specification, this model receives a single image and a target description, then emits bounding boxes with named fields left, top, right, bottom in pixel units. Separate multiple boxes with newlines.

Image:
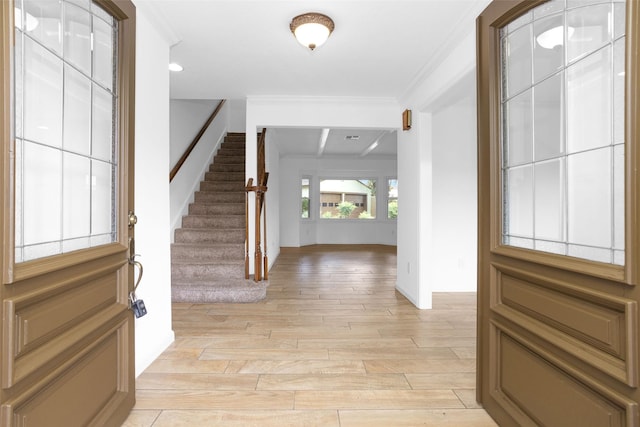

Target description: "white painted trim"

left=134, top=329, right=175, bottom=377
left=133, top=0, right=181, bottom=46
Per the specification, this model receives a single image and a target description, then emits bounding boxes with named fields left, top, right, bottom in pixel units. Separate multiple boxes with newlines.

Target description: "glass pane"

left=533, top=14, right=564, bottom=82
left=507, top=11, right=532, bottom=34
left=613, top=144, right=624, bottom=250
left=63, top=65, right=91, bottom=155
left=63, top=2, right=91, bottom=74
left=567, top=46, right=612, bottom=154
left=301, top=178, right=310, bottom=219
left=23, top=142, right=62, bottom=246
left=504, top=236, right=534, bottom=249
left=535, top=240, right=566, bottom=256
left=319, top=179, right=376, bottom=219
left=503, top=24, right=532, bottom=98
left=505, top=165, right=533, bottom=237
left=568, top=148, right=611, bottom=248
left=567, top=4, right=612, bottom=63
left=63, top=237, right=90, bottom=253
left=568, top=244, right=612, bottom=263
left=67, top=0, right=90, bottom=9
left=24, top=37, right=62, bottom=148
left=92, top=4, right=113, bottom=25
left=613, top=38, right=625, bottom=144
left=15, top=139, right=23, bottom=254
left=14, top=0, right=118, bottom=262
left=388, top=179, right=398, bottom=219
left=24, top=242, right=62, bottom=261
left=23, top=0, right=62, bottom=54
left=614, top=1, right=625, bottom=40
left=504, top=90, right=533, bottom=166
left=91, top=160, right=114, bottom=236
left=63, top=153, right=90, bottom=239
left=534, top=73, right=564, bottom=161
left=535, top=159, right=564, bottom=241
left=534, top=0, right=564, bottom=19
left=92, top=84, right=114, bottom=161
left=93, top=15, right=114, bottom=90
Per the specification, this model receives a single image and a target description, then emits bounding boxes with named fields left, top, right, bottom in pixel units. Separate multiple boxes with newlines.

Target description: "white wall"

left=169, top=100, right=230, bottom=239
left=279, top=154, right=398, bottom=247
left=170, top=99, right=219, bottom=168
left=229, top=99, right=247, bottom=133
left=264, top=130, right=281, bottom=267
left=397, top=21, right=484, bottom=308
left=431, top=77, right=477, bottom=292
left=396, top=113, right=433, bottom=309
left=132, top=7, right=174, bottom=376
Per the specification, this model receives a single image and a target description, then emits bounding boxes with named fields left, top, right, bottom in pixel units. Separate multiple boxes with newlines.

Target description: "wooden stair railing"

left=245, top=129, right=269, bottom=282
left=169, top=99, right=226, bottom=182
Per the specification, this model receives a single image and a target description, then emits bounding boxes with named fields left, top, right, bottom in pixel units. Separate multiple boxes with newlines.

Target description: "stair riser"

left=174, top=229, right=244, bottom=244
left=189, top=203, right=244, bottom=215
left=172, top=244, right=244, bottom=261
left=200, top=181, right=245, bottom=192
left=194, top=192, right=245, bottom=203
left=224, top=137, right=246, bottom=143
left=205, top=172, right=245, bottom=181
left=172, top=263, right=244, bottom=280
left=212, top=157, right=244, bottom=165
left=181, top=215, right=245, bottom=229
left=217, top=149, right=245, bottom=156
left=209, top=163, right=244, bottom=173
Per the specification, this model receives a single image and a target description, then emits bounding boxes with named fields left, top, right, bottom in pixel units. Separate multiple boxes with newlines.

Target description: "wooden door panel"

left=2, top=259, right=128, bottom=391
left=1, top=322, right=130, bottom=427
left=492, top=327, right=635, bottom=427
left=491, top=262, right=637, bottom=386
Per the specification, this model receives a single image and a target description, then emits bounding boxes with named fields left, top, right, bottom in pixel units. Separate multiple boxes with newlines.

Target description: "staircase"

left=171, top=133, right=268, bottom=303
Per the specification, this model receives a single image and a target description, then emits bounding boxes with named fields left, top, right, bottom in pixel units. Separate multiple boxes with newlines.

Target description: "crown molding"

left=133, top=0, right=182, bottom=46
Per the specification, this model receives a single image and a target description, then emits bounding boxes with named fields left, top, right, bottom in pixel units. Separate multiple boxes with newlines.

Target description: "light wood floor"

left=123, top=245, right=497, bottom=426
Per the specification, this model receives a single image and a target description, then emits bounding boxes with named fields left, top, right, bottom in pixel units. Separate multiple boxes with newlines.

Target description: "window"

left=301, top=177, right=310, bottom=218
left=14, top=0, right=118, bottom=262
left=387, top=178, right=398, bottom=219
left=319, top=179, right=376, bottom=219
left=500, top=0, right=625, bottom=264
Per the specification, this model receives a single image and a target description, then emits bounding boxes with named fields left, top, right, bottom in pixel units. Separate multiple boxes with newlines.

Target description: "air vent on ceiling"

left=345, top=135, right=360, bottom=141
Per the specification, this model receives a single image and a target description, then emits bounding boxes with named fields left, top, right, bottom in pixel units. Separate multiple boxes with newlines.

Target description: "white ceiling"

left=271, top=127, right=397, bottom=158
left=145, top=0, right=488, bottom=157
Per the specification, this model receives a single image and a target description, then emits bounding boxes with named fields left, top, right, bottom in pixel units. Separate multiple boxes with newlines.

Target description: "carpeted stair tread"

left=181, top=215, right=245, bottom=228
left=171, top=279, right=267, bottom=303
left=174, top=228, right=244, bottom=244
left=194, top=191, right=245, bottom=203
left=189, top=203, right=244, bottom=215
left=171, top=242, right=244, bottom=261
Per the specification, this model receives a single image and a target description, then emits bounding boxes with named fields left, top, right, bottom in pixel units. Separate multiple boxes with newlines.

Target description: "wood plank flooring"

left=123, top=245, right=497, bottom=426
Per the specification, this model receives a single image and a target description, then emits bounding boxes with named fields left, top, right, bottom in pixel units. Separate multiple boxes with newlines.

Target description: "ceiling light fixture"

left=290, top=12, right=335, bottom=51
left=169, top=63, right=183, bottom=72
left=536, top=26, right=575, bottom=49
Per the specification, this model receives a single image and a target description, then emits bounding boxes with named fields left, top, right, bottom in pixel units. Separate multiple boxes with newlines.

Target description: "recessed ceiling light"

left=169, top=63, right=183, bottom=72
